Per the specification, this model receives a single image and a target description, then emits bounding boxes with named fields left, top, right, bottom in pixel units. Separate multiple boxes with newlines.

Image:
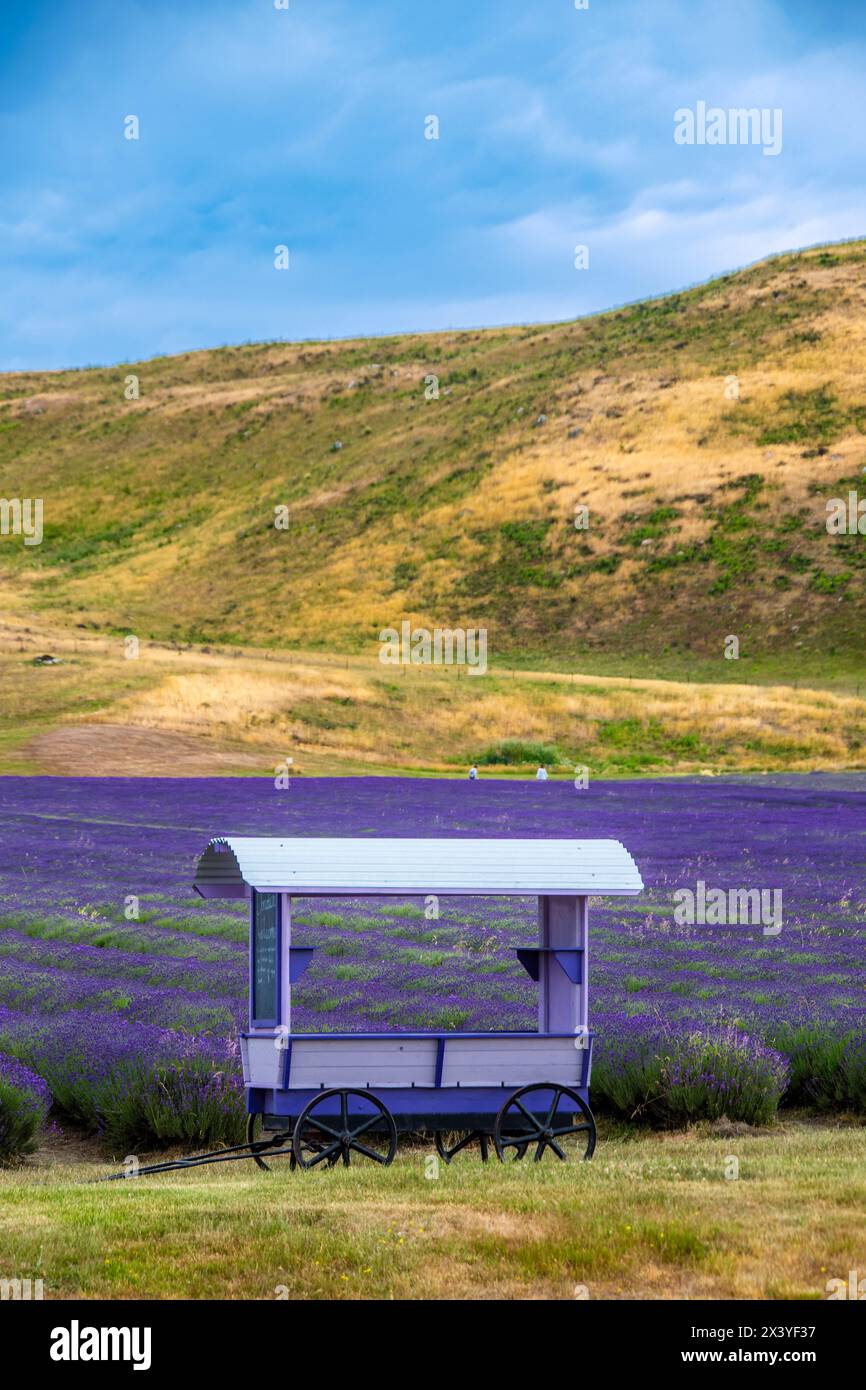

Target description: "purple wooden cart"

left=193, top=835, right=643, bottom=1167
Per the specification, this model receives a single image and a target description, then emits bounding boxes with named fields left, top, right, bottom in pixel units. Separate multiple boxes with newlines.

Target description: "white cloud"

left=2, top=0, right=866, bottom=367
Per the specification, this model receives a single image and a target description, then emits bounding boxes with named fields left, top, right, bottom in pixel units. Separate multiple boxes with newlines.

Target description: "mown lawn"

left=1, top=1118, right=864, bottom=1300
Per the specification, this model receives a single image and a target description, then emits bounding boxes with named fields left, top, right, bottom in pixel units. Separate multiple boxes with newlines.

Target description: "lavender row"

left=0, top=774, right=863, bottom=1146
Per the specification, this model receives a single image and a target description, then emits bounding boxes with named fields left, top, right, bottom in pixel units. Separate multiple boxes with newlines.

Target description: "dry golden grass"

left=2, top=241, right=865, bottom=669
left=2, top=595, right=864, bottom=775
left=2, top=242, right=865, bottom=773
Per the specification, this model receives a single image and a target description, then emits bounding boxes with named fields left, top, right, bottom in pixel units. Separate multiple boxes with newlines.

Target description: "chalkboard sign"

left=252, top=892, right=278, bottom=1022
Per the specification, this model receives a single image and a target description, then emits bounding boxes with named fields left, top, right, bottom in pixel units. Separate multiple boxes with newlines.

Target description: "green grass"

left=393, top=948, right=449, bottom=967
left=1, top=1118, right=863, bottom=1299
left=0, top=911, right=242, bottom=958
left=3, top=239, right=866, bottom=672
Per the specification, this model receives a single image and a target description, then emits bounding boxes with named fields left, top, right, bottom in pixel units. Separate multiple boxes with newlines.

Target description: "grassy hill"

left=1, top=240, right=865, bottom=775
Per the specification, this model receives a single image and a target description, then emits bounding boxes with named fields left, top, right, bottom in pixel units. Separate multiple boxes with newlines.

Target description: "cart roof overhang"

left=193, top=836, right=643, bottom=899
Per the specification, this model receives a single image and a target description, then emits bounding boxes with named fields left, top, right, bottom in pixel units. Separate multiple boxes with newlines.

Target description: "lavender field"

left=0, top=774, right=864, bottom=1152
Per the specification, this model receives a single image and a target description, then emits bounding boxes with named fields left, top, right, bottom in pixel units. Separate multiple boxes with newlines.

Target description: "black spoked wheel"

left=292, top=1089, right=398, bottom=1169
left=247, top=1113, right=295, bottom=1171
left=434, top=1130, right=490, bottom=1164
left=494, top=1083, right=596, bottom=1163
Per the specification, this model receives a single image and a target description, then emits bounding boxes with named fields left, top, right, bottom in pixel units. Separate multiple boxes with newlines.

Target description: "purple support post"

left=280, top=891, right=292, bottom=1034
left=578, top=894, right=589, bottom=1033
left=537, top=895, right=587, bottom=1035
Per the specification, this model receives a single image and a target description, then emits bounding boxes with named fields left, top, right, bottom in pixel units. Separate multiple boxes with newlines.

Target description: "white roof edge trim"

left=193, top=836, right=644, bottom=899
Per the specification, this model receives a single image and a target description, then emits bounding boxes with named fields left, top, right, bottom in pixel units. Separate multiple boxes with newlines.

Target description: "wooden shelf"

left=513, top=947, right=582, bottom=984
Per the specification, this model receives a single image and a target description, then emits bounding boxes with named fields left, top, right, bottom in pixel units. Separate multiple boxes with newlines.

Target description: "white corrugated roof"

left=193, top=836, right=643, bottom=898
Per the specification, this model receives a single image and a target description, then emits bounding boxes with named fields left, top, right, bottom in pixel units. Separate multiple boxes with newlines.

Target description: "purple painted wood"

left=249, top=890, right=281, bottom=1029
left=538, top=896, right=587, bottom=1034
left=220, top=831, right=630, bottom=1111
left=239, top=1030, right=588, bottom=1042
left=289, top=1035, right=438, bottom=1089
left=553, top=950, right=582, bottom=985
left=241, top=1029, right=594, bottom=1099
left=515, top=947, right=582, bottom=984
left=288, top=947, right=315, bottom=983
left=248, top=1078, right=592, bottom=1122
left=434, top=1036, right=446, bottom=1087
left=578, top=894, right=589, bottom=1028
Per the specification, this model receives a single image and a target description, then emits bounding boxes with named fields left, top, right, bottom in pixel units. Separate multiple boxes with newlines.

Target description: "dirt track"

left=23, top=723, right=267, bottom=777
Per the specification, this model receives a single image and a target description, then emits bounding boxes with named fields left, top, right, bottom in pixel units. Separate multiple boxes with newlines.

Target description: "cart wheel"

left=292, top=1089, right=397, bottom=1169
left=247, top=1113, right=296, bottom=1171
left=434, top=1130, right=490, bottom=1164
left=494, top=1083, right=596, bottom=1163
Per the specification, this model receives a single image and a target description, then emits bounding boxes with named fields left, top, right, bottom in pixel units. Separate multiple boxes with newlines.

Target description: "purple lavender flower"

left=0, top=772, right=862, bottom=1139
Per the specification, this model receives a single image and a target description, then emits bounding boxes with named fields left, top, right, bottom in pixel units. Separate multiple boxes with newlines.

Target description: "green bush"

left=766, top=1023, right=850, bottom=1108
left=840, top=1033, right=866, bottom=1110
left=769, top=1024, right=866, bottom=1112
left=475, top=740, right=560, bottom=766
left=0, top=1054, right=50, bottom=1163
left=94, top=1059, right=245, bottom=1150
left=593, top=1025, right=788, bottom=1127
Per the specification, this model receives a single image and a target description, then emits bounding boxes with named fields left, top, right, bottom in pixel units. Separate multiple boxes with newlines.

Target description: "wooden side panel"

left=244, top=1034, right=284, bottom=1089
left=247, top=1033, right=589, bottom=1092
left=440, top=1035, right=582, bottom=1087
left=289, top=1037, right=438, bottom=1089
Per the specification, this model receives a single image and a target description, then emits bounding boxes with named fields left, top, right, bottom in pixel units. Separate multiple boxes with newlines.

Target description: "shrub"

left=593, top=1019, right=788, bottom=1127
left=660, top=1032, right=788, bottom=1127
left=0, top=1053, right=50, bottom=1163
left=0, top=1009, right=245, bottom=1150
left=475, top=741, right=559, bottom=767
left=839, top=1032, right=866, bottom=1111
left=94, top=1058, right=245, bottom=1150
left=766, top=1023, right=850, bottom=1108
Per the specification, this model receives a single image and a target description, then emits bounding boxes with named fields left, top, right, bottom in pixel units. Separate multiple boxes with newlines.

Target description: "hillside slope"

left=1, top=241, right=865, bottom=675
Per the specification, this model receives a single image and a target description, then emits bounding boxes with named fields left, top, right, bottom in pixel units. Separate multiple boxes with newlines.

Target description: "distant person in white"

left=535, top=766, right=549, bottom=781
left=468, top=766, right=478, bottom=780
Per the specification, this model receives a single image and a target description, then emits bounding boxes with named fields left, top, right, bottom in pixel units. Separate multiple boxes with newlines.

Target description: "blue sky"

left=2, top=0, right=866, bottom=370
